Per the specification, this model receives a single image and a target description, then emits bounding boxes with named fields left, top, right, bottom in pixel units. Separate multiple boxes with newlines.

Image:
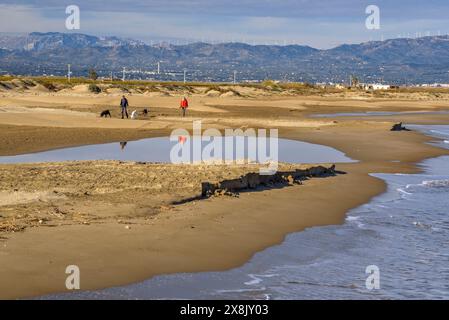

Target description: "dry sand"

left=1, top=87, right=449, bottom=299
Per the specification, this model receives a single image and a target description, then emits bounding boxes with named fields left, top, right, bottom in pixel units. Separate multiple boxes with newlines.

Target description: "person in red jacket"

left=180, top=97, right=189, bottom=117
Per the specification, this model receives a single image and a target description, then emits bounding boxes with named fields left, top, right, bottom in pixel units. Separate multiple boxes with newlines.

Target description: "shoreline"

left=90, top=152, right=449, bottom=300
left=1, top=95, right=449, bottom=299
left=3, top=124, right=448, bottom=299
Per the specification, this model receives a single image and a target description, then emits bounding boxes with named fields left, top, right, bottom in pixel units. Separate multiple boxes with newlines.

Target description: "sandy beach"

left=1, top=81, right=449, bottom=299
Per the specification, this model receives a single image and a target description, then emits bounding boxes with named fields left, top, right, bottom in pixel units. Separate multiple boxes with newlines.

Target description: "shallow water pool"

left=312, top=111, right=449, bottom=118
left=0, top=136, right=355, bottom=165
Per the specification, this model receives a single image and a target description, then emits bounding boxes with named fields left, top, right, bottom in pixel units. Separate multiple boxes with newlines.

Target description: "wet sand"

left=1, top=91, right=449, bottom=299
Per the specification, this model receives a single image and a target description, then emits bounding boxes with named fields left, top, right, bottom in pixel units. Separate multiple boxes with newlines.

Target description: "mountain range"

left=1, top=32, right=448, bottom=84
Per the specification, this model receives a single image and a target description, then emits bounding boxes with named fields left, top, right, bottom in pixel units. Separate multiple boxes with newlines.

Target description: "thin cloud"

left=0, top=1, right=449, bottom=48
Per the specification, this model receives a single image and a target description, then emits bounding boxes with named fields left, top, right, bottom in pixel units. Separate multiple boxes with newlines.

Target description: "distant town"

left=2, top=67, right=448, bottom=90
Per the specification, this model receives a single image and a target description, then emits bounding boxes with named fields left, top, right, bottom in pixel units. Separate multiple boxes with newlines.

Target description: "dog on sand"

left=100, top=110, right=111, bottom=118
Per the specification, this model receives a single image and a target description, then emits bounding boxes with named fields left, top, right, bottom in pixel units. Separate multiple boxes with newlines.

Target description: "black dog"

left=142, top=108, right=149, bottom=116
left=100, top=110, right=112, bottom=118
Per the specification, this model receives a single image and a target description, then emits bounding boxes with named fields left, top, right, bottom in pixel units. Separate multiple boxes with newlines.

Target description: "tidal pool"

left=0, top=136, right=355, bottom=164
left=312, top=111, right=449, bottom=118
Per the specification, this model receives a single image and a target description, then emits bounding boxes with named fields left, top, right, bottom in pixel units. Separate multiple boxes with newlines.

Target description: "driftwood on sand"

left=391, top=122, right=411, bottom=131
left=201, top=165, right=345, bottom=197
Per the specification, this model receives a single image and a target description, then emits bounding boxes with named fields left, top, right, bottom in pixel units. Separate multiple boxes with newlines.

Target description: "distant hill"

left=0, top=32, right=145, bottom=51
left=0, top=32, right=448, bottom=84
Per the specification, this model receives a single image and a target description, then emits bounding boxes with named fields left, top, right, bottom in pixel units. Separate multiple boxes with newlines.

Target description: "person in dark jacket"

left=120, top=95, right=129, bottom=119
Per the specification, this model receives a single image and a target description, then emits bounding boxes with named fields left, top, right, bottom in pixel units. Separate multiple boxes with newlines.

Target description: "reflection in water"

left=0, top=137, right=355, bottom=165
left=120, top=142, right=128, bottom=150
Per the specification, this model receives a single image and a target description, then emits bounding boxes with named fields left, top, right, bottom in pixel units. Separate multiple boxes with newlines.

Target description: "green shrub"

left=41, top=82, right=57, bottom=91
left=88, top=84, right=101, bottom=93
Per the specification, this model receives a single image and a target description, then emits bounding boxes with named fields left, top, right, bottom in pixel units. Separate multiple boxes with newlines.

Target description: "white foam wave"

left=398, top=188, right=413, bottom=195
left=430, top=129, right=449, bottom=136
left=244, top=275, right=263, bottom=286
left=244, top=274, right=278, bottom=286
left=345, top=216, right=365, bottom=228
left=215, top=287, right=267, bottom=294
left=422, top=179, right=449, bottom=188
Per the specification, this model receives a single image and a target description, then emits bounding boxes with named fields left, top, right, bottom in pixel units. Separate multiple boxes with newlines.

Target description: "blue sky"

left=1, top=0, right=449, bottom=48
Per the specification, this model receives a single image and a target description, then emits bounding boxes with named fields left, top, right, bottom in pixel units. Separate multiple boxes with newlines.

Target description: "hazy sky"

left=1, top=0, right=449, bottom=48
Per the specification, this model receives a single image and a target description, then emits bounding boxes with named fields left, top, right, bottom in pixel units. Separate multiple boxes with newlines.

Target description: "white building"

left=359, top=83, right=392, bottom=90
